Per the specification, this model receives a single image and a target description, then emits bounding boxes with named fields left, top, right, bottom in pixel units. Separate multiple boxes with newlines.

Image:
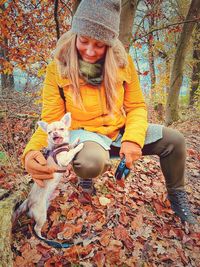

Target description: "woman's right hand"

left=24, top=151, right=57, bottom=187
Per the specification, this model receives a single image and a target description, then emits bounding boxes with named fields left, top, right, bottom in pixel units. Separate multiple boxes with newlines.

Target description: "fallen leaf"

left=114, top=224, right=134, bottom=249
left=67, top=206, right=83, bottom=220
left=99, top=229, right=112, bottom=246
left=49, top=211, right=60, bottom=222
left=87, top=211, right=104, bottom=223
left=156, top=244, right=166, bottom=254
left=36, top=243, right=51, bottom=256
left=57, top=220, right=83, bottom=240
left=141, top=226, right=153, bottom=239
left=116, top=178, right=125, bottom=188
left=177, top=248, right=189, bottom=265
left=93, top=251, right=105, bottom=267
left=63, top=245, right=82, bottom=262
left=153, top=200, right=164, bottom=215
left=131, top=213, right=143, bottom=231
left=99, top=196, right=111, bottom=206
left=105, top=240, right=124, bottom=265
left=119, top=210, right=130, bottom=225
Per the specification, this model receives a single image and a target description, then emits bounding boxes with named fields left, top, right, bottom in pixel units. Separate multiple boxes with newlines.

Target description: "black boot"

left=168, top=190, right=197, bottom=224
left=78, top=178, right=95, bottom=194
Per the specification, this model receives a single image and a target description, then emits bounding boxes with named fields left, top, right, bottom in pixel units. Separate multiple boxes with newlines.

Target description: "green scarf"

left=79, top=59, right=104, bottom=85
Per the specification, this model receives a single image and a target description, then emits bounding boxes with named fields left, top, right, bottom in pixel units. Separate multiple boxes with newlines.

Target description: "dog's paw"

left=70, top=137, right=81, bottom=148
left=78, top=143, right=84, bottom=150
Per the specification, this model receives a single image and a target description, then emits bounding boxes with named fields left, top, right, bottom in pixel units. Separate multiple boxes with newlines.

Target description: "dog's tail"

left=12, top=199, right=28, bottom=223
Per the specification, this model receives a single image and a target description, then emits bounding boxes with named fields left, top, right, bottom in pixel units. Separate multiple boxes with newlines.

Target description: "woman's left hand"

left=119, top=141, right=142, bottom=168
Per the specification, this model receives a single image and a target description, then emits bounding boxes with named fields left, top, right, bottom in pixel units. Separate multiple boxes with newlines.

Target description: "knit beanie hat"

left=71, top=0, right=121, bottom=46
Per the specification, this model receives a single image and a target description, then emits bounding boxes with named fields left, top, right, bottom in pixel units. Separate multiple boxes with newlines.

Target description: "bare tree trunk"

left=189, top=23, right=200, bottom=106
left=147, top=11, right=156, bottom=96
left=157, top=49, right=171, bottom=98
left=0, top=4, right=14, bottom=96
left=145, top=2, right=157, bottom=98
left=119, top=0, right=139, bottom=48
left=54, top=0, right=60, bottom=40
left=165, top=0, right=200, bottom=125
left=0, top=42, right=15, bottom=96
left=0, top=73, right=15, bottom=94
left=165, top=57, right=170, bottom=96
left=73, top=0, right=81, bottom=14
left=148, top=41, right=156, bottom=96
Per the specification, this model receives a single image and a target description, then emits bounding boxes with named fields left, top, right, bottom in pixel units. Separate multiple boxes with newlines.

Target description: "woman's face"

left=76, top=36, right=107, bottom=64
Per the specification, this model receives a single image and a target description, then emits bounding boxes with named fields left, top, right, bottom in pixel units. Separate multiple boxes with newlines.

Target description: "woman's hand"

left=119, top=141, right=142, bottom=168
left=25, top=151, right=57, bottom=187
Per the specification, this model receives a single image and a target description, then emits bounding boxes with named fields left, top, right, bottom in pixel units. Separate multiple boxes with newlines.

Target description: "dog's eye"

left=48, top=131, right=52, bottom=134
left=59, top=128, right=65, bottom=131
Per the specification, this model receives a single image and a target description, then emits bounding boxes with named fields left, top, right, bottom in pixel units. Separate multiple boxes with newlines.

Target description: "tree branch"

left=54, top=0, right=60, bottom=40
left=60, top=0, right=73, bottom=17
left=133, top=18, right=200, bottom=42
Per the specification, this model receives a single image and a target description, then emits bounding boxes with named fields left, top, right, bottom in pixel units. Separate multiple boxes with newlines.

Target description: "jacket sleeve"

left=121, top=55, right=148, bottom=148
left=22, top=61, right=66, bottom=162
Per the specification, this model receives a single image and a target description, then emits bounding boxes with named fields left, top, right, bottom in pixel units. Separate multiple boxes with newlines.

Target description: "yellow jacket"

left=22, top=55, right=148, bottom=160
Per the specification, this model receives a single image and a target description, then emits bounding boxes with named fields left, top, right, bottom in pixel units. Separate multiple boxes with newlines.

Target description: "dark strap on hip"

left=58, top=86, right=66, bottom=113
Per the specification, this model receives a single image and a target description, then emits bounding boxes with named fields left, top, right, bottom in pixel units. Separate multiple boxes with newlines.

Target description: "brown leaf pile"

left=12, top=151, right=200, bottom=266
left=1, top=103, right=199, bottom=266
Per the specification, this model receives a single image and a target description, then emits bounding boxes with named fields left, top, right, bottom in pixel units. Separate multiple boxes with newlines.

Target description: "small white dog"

left=13, top=112, right=83, bottom=243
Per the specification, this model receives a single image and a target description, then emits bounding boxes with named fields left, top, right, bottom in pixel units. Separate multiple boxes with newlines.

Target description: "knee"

left=72, top=142, right=111, bottom=179
left=163, top=127, right=186, bottom=155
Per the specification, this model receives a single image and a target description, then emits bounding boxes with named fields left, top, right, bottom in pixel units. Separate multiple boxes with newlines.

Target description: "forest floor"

left=0, top=95, right=199, bottom=267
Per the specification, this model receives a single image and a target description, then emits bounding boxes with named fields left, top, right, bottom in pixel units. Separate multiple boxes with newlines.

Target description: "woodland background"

left=0, top=0, right=200, bottom=266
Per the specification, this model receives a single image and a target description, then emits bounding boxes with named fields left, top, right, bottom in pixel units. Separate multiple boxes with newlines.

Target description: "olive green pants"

left=72, top=127, right=186, bottom=193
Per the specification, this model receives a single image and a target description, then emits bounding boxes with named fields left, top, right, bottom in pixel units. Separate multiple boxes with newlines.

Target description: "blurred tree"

left=190, top=23, right=200, bottom=106
left=119, top=0, right=140, bottom=49
left=0, top=3, right=14, bottom=94
left=165, top=0, right=200, bottom=125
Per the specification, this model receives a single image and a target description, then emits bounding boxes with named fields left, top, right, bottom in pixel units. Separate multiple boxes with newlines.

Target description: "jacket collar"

left=55, top=60, right=129, bottom=87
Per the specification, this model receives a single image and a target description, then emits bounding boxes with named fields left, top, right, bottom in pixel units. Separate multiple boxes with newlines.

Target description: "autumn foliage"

left=0, top=0, right=73, bottom=77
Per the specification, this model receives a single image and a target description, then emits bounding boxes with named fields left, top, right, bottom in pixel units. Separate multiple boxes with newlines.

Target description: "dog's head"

left=38, top=112, right=71, bottom=148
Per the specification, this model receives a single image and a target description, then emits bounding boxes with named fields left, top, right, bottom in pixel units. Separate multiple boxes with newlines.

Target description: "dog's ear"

left=37, top=121, right=48, bottom=132
left=61, top=112, right=71, bottom=128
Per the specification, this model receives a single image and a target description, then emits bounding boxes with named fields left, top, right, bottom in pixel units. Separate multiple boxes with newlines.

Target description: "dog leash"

left=33, top=227, right=83, bottom=249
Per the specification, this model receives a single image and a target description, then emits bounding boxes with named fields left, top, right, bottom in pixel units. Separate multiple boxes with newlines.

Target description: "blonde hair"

left=54, top=30, right=128, bottom=112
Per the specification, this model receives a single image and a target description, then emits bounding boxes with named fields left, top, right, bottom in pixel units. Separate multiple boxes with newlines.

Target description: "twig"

left=132, top=18, right=200, bottom=42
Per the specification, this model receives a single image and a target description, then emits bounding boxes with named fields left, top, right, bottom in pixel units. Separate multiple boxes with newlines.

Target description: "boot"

left=168, top=190, right=197, bottom=224
left=78, top=178, right=95, bottom=194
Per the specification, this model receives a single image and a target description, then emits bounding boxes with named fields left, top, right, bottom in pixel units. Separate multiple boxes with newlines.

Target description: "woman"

left=23, top=0, right=196, bottom=224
